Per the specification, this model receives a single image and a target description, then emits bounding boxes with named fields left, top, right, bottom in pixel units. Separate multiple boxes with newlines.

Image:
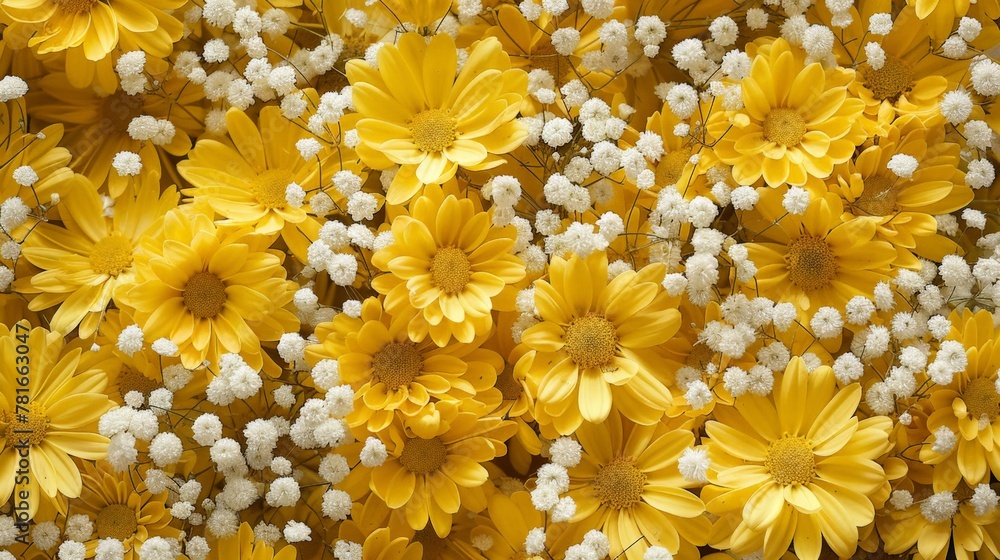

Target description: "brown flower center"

left=686, top=343, right=716, bottom=370
left=655, top=147, right=692, bottom=187
left=594, top=457, right=646, bottom=510
left=785, top=236, right=838, bottom=292
left=95, top=504, right=138, bottom=541
left=56, top=0, right=98, bottom=15
left=371, top=341, right=423, bottom=390
left=413, top=528, right=448, bottom=557
left=399, top=437, right=448, bottom=474
left=763, top=107, right=806, bottom=147
left=183, top=271, right=227, bottom=319
left=860, top=56, right=914, bottom=103
left=564, top=314, right=618, bottom=369
left=963, top=378, right=1000, bottom=422
left=248, top=169, right=293, bottom=209
left=409, top=109, right=456, bottom=153
left=97, top=91, right=145, bottom=137
left=530, top=42, right=565, bottom=85
left=766, top=436, right=815, bottom=486
left=495, top=366, right=523, bottom=400
left=117, top=367, right=161, bottom=401
left=90, top=231, right=134, bottom=276
left=855, top=175, right=898, bottom=216
left=4, top=403, right=48, bottom=448
left=430, top=247, right=471, bottom=294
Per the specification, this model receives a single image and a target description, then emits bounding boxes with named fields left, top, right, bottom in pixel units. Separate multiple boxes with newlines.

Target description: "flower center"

left=763, top=107, right=806, bottom=147
left=248, top=169, right=293, bottom=209
left=963, top=378, right=1000, bottom=422
left=655, top=147, right=692, bottom=188
left=564, top=314, right=619, bottom=370
left=95, top=504, right=137, bottom=541
left=117, top=367, right=161, bottom=401
left=4, top=403, right=48, bottom=448
left=399, top=437, right=448, bottom=474
left=413, top=528, right=448, bottom=557
left=861, top=56, right=913, bottom=103
left=530, top=42, right=564, bottom=85
left=594, top=457, right=646, bottom=510
left=686, top=343, right=716, bottom=370
left=371, top=341, right=423, bottom=390
left=785, top=236, right=838, bottom=292
left=409, top=109, right=457, bottom=153
left=430, top=247, right=471, bottom=294
left=55, top=0, right=98, bottom=15
left=495, top=366, right=523, bottom=400
left=90, top=231, right=134, bottom=277
left=855, top=175, right=898, bottom=216
left=766, top=436, right=815, bottom=486
left=98, top=91, right=145, bottom=137
left=183, top=271, right=227, bottom=319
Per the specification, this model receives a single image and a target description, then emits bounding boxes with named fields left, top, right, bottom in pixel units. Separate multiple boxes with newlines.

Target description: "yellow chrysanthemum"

left=702, top=358, right=892, bottom=560
left=368, top=402, right=516, bottom=537
left=823, top=115, right=972, bottom=268
left=18, top=172, right=177, bottom=337
left=306, top=297, right=501, bottom=434
left=556, top=414, right=709, bottom=560
left=0, top=323, right=115, bottom=519
left=2, top=0, right=185, bottom=88
left=372, top=190, right=525, bottom=346
left=470, top=490, right=549, bottom=560
left=71, top=461, right=179, bottom=560
left=348, top=32, right=528, bottom=204
left=518, top=252, right=677, bottom=436
left=115, top=208, right=299, bottom=373
left=209, top=522, right=297, bottom=560
left=707, top=38, right=865, bottom=187
left=921, top=310, right=1000, bottom=489
left=744, top=188, right=896, bottom=314
left=179, top=100, right=364, bottom=255
left=906, top=0, right=1000, bottom=40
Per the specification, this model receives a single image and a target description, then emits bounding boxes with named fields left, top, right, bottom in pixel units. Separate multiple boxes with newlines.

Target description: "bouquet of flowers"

left=0, top=0, right=998, bottom=559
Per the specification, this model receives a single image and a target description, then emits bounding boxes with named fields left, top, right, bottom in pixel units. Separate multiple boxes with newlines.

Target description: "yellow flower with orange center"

left=707, top=38, right=865, bottom=187
left=348, top=32, right=528, bottom=204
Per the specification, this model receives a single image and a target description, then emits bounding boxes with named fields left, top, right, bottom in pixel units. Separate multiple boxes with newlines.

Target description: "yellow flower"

left=906, top=0, right=1000, bottom=40
left=380, top=0, right=452, bottom=27
left=368, top=402, right=516, bottom=537
left=707, top=38, right=865, bottom=187
left=115, top=208, right=299, bottom=373
left=72, top=461, right=180, bottom=560
left=556, top=414, right=709, bottom=560
left=306, top=297, right=502, bottom=434
left=471, top=491, right=549, bottom=560
left=0, top=323, right=115, bottom=519
left=703, top=358, right=892, bottom=560
left=743, top=188, right=897, bottom=314
left=348, top=32, right=528, bottom=204
left=920, top=310, right=1000, bottom=489
left=19, top=173, right=177, bottom=337
left=209, top=522, right=297, bottom=560
left=518, top=252, right=677, bottom=436
left=372, top=190, right=525, bottom=346
left=823, top=115, right=972, bottom=268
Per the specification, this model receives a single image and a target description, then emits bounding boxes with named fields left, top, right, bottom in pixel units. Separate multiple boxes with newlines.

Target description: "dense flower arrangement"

left=0, top=0, right=999, bottom=559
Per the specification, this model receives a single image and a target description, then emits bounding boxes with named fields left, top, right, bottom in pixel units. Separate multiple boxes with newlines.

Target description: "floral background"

left=0, top=0, right=998, bottom=559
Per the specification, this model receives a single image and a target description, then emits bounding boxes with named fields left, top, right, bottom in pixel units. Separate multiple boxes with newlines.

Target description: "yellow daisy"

left=702, top=358, right=892, bottom=560
left=115, top=207, right=299, bottom=373
left=906, top=0, right=1000, bottom=40
left=306, top=297, right=502, bottom=434
left=556, top=413, right=710, bottom=560
left=18, top=172, right=177, bottom=337
left=707, top=38, right=865, bottom=187
left=470, top=490, right=549, bottom=560
left=0, top=322, right=116, bottom=519
left=743, top=188, right=897, bottom=314
left=368, top=402, right=517, bottom=537
left=348, top=32, right=528, bottom=205
left=209, top=522, right=297, bottom=560
left=920, top=310, right=1000, bottom=489
left=371, top=189, right=525, bottom=346
left=72, top=461, right=179, bottom=560
left=518, top=252, right=677, bottom=435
